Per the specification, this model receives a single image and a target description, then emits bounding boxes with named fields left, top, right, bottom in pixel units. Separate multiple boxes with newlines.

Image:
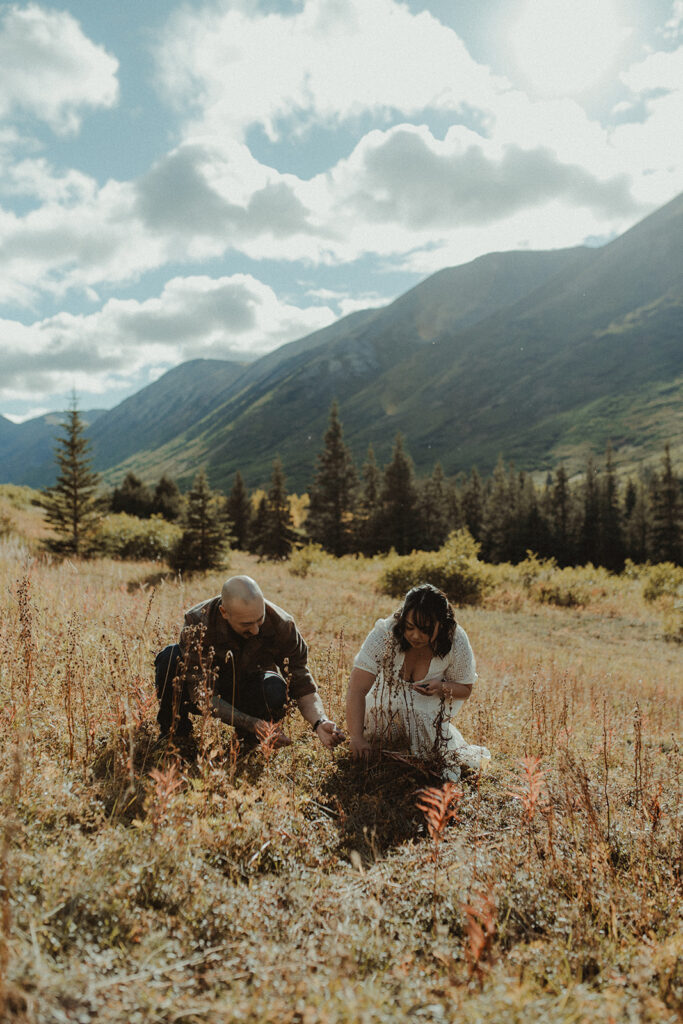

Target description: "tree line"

left=40, top=401, right=681, bottom=570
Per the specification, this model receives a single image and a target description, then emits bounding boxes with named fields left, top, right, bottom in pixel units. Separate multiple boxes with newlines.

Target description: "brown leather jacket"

left=179, top=595, right=317, bottom=705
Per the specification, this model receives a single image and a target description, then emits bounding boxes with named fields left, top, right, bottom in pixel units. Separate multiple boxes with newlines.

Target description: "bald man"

left=154, top=575, right=344, bottom=750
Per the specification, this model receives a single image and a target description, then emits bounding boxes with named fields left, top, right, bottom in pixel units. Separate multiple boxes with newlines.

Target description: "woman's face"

left=404, top=612, right=437, bottom=649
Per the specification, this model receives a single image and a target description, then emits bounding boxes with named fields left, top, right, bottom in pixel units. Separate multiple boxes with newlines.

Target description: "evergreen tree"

left=598, top=443, right=624, bottom=571
left=461, top=466, right=484, bottom=541
left=152, top=475, right=183, bottom=521
left=249, top=495, right=270, bottom=558
left=226, top=471, right=251, bottom=550
left=481, top=457, right=510, bottom=562
left=580, top=456, right=601, bottom=565
left=516, top=470, right=546, bottom=560
left=354, top=445, right=383, bottom=555
left=549, top=465, right=575, bottom=565
left=111, top=472, right=154, bottom=518
left=417, top=463, right=450, bottom=551
left=445, top=478, right=463, bottom=533
left=258, top=458, right=296, bottom=560
left=379, top=435, right=419, bottom=554
left=306, top=402, right=357, bottom=556
left=650, top=444, right=681, bottom=563
left=171, top=469, right=229, bottom=572
left=40, top=398, right=103, bottom=556
left=623, top=477, right=649, bottom=564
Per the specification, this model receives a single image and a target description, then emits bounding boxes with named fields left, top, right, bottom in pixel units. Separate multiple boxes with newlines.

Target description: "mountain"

left=0, top=409, right=106, bottom=488
left=1, top=191, right=681, bottom=491
left=106, top=245, right=593, bottom=488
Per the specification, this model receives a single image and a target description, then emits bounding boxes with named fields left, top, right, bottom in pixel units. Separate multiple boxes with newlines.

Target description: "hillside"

left=1, top=191, right=681, bottom=491
left=0, top=409, right=106, bottom=488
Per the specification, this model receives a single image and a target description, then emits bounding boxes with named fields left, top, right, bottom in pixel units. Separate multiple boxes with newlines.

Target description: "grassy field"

left=0, top=522, right=681, bottom=1022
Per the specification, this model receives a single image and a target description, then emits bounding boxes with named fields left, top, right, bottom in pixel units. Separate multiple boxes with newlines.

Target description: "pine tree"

left=650, top=444, right=681, bottom=563
left=417, top=463, right=450, bottom=551
left=171, top=469, right=229, bottom=572
left=40, top=398, right=103, bottom=556
left=226, top=471, right=251, bottom=550
left=379, top=435, right=419, bottom=554
left=152, top=475, right=183, bottom=521
left=306, top=402, right=357, bottom=556
left=354, top=445, right=383, bottom=555
left=259, top=458, right=296, bottom=560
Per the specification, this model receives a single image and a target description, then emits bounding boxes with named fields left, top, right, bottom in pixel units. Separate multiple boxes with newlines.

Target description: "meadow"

left=0, top=497, right=681, bottom=1023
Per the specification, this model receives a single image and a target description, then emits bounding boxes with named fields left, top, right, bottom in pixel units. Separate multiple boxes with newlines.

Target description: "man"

left=155, top=575, right=344, bottom=750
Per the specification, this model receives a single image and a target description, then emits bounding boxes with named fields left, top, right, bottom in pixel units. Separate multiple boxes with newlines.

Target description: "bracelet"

left=312, top=718, right=327, bottom=733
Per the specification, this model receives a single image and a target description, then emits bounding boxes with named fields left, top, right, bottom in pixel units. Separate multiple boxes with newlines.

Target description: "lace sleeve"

left=442, top=625, right=478, bottom=686
left=353, top=617, right=393, bottom=676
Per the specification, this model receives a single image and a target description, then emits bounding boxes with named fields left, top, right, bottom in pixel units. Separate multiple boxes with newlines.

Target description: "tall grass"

left=0, top=539, right=680, bottom=1023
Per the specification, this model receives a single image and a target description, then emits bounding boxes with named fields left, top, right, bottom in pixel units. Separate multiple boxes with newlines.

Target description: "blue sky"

left=1, top=0, right=682, bottom=421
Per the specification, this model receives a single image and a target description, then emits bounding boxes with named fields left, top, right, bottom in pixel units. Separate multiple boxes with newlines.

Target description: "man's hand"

left=254, top=720, right=292, bottom=748
left=315, top=720, right=345, bottom=749
left=349, top=735, right=377, bottom=760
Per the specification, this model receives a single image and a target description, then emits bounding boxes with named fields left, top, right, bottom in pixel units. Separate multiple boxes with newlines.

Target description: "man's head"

left=219, top=575, right=266, bottom=638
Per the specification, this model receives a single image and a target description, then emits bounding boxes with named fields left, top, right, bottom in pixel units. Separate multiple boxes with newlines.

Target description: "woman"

left=346, top=583, right=490, bottom=781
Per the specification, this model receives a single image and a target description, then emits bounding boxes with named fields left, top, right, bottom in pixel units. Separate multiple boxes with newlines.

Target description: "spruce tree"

left=152, top=475, right=183, bottom=521
left=598, top=444, right=624, bottom=571
left=354, top=445, right=383, bottom=555
left=461, top=467, right=484, bottom=541
left=481, top=457, right=510, bottom=562
left=40, top=399, right=103, bottom=556
left=550, top=465, right=574, bottom=565
left=580, top=456, right=601, bottom=565
left=259, top=458, right=296, bottom=560
left=418, top=463, right=450, bottom=551
left=650, top=444, right=681, bottom=563
left=306, top=402, right=357, bottom=556
left=623, top=477, right=649, bottom=564
left=226, top=471, right=252, bottom=550
left=171, top=469, right=229, bottom=572
left=111, top=472, right=154, bottom=518
left=379, top=435, right=419, bottom=554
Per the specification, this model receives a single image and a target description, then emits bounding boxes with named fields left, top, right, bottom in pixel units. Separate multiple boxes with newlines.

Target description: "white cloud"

left=156, top=0, right=502, bottom=139
left=0, top=274, right=336, bottom=404
left=0, top=4, right=119, bottom=134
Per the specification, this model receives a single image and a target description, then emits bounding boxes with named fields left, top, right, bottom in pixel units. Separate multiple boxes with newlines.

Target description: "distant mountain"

left=1, top=191, right=681, bottom=491
left=87, top=358, right=247, bottom=471
left=0, top=410, right=106, bottom=488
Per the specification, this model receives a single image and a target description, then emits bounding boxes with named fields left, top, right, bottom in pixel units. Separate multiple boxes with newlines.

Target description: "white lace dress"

left=353, top=615, right=491, bottom=778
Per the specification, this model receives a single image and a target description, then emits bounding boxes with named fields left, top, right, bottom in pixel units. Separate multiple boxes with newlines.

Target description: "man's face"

left=219, top=597, right=266, bottom=638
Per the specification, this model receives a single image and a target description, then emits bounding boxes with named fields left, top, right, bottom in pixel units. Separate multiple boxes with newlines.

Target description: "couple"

left=155, top=575, right=490, bottom=780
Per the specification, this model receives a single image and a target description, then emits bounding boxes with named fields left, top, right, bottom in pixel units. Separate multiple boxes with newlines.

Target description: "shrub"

left=379, top=529, right=492, bottom=606
left=93, top=513, right=182, bottom=561
left=643, top=563, right=683, bottom=602
left=288, top=542, right=327, bottom=578
left=530, top=566, right=593, bottom=608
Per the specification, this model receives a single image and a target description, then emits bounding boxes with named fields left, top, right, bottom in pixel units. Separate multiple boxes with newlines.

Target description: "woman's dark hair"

left=392, top=583, right=456, bottom=658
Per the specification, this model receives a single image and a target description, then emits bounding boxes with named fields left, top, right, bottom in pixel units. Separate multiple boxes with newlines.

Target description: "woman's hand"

left=349, top=735, right=377, bottom=760
left=412, top=680, right=472, bottom=699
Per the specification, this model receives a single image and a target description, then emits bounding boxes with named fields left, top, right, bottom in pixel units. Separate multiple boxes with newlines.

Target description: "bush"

left=643, top=563, right=683, bottom=602
left=379, top=529, right=492, bottom=606
left=288, top=542, right=327, bottom=578
left=93, top=513, right=182, bottom=562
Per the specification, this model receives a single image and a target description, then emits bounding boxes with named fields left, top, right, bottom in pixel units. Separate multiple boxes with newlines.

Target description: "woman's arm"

left=346, top=667, right=377, bottom=758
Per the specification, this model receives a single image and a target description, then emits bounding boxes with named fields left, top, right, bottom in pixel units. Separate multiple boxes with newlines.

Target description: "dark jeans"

left=154, top=644, right=288, bottom=737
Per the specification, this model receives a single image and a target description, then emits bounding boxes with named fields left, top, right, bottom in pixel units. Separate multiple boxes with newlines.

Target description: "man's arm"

left=296, top=692, right=345, bottom=749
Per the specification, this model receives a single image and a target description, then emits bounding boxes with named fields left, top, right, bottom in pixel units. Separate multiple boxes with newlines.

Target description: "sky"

left=1, top=0, right=682, bottom=422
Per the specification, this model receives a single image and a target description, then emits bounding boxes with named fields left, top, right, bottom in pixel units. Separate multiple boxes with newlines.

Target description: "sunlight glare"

left=510, top=0, right=627, bottom=96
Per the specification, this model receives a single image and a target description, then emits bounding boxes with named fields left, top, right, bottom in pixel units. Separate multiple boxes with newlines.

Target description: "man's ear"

left=218, top=604, right=228, bottom=620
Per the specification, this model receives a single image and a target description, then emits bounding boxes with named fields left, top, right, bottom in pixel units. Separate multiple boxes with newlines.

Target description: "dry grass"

left=0, top=533, right=681, bottom=1023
